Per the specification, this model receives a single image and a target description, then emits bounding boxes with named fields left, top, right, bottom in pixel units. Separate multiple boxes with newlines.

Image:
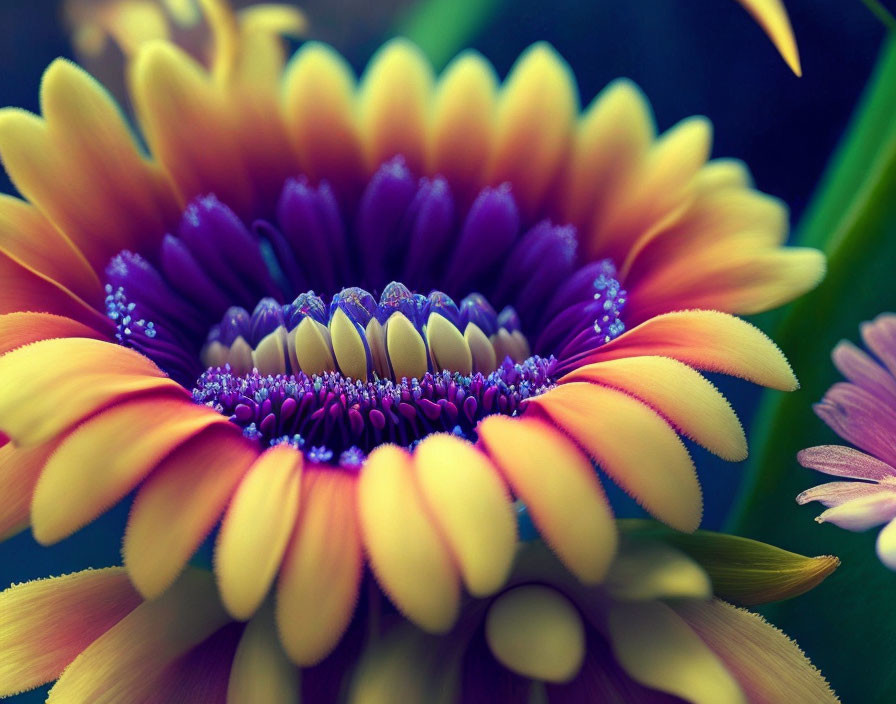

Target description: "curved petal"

left=604, top=540, right=712, bottom=601
left=484, top=43, right=577, bottom=219
left=560, top=356, right=747, bottom=461
left=276, top=467, right=362, bottom=665
left=832, top=340, right=896, bottom=408
left=124, top=425, right=258, bottom=598
left=0, top=337, right=183, bottom=447
left=413, top=434, right=517, bottom=597
left=572, top=310, right=797, bottom=391
left=733, top=0, right=801, bottom=76
left=32, top=395, right=228, bottom=545
left=46, top=570, right=231, bottom=704
left=215, top=446, right=302, bottom=620
left=529, top=382, right=701, bottom=532
left=359, top=444, right=461, bottom=633
left=0, top=440, right=60, bottom=540
left=0, top=312, right=103, bottom=356
left=606, top=599, right=745, bottom=704
left=477, top=415, right=617, bottom=583
left=797, top=444, right=896, bottom=481
left=228, top=604, right=300, bottom=704
left=0, top=568, right=141, bottom=698
left=358, top=39, right=433, bottom=175
left=673, top=599, right=838, bottom=702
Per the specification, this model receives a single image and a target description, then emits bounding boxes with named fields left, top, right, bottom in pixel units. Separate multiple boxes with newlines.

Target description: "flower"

left=0, top=532, right=839, bottom=702
left=797, top=313, right=896, bottom=569
left=0, top=0, right=823, bottom=664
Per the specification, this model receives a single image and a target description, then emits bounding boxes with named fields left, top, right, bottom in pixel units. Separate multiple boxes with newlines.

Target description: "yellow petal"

left=486, top=585, right=585, bottom=683
left=277, top=468, right=362, bottom=665
left=530, top=382, right=701, bottom=532
left=605, top=539, right=712, bottom=601
left=694, top=158, right=753, bottom=192
left=465, top=322, right=497, bottom=374
left=290, top=317, right=336, bottom=376
left=673, top=599, right=838, bottom=702
left=733, top=0, right=801, bottom=76
left=413, top=434, right=516, bottom=596
left=606, top=600, right=745, bottom=704
left=0, top=568, right=140, bottom=698
left=0, top=338, right=182, bottom=447
left=561, top=356, right=747, bottom=461
left=330, top=307, right=370, bottom=381
left=365, top=317, right=391, bottom=378
left=47, top=570, right=231, bottom=704
left=0, top=441, right=58, bottom=540
left=477, top=415, right=617, bottom=584
left=359, top=445, right=460, bottom=632
left=427, top=313, right=472, bottom=375
left=581, top=310, right=798, bottom=391
left=227, top=603, right=300, bottom=704
left=32, top=395, right=227, bottom=545
left=427, top=50, right=497, bottom=198
left=216, top=446, right=302, bottom=620
left=281, top=42, right=364, bottom=197
left=386, top=313, right=428, bottom=380
left=252, top=326, right=288, bottom=375
left=358, top=39, right=433, bottom=174
left=557, top=78, right=653, bottom=229
left=485, top=43, right=577, bottom=218
left=124, top=426, right=257, bottom=598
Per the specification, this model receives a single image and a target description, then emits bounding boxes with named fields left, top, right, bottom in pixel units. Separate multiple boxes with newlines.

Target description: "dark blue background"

left=0, top=1, right=885, bottom=700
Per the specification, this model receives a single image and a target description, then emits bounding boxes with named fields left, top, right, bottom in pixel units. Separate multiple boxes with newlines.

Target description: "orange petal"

left=529, top=382, right=701, bottom=532
left=0, top=337, right=183, bottom=447
left=0, top=312, right=103, bottom=357
left=485, top=43, right=577, bottom=219
left=359, top=444, right=461, bottom=632
left=131, top=41, right=252, bottom=216
left=276, top=467, right=362, bottom=665
left=0, top=440, right=60, bottom=541
left=46, top=570, right=231, bottom=704
left=427, top=51, right=497, bottom=202
left=358, top=39, right=433, bottom=175
left=673, top=599, right=838, bottom=702
left=561, top=357, right=747, bottom=461
left=31, top=395, right=228, bottom=545
left=555, top=78, right=653, bottom=230
left=281, top=42, right=364, bottom=200
left=215, top=446, right=302, bottom=620
left=413, top=434, right=517, bottom=596
left=734, top=0, right=801, bottom=76
left=124, top=425, right=258, bottom=598
left=575, top=310, right=797, bottom=391
left=0, top=568, right=141, bottom=698
left=477, top=415, right=617, bottom=583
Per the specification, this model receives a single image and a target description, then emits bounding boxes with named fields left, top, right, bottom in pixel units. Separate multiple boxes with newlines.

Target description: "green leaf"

left=619, top=520, right=838, bottom=606
left=731, top=37, right=896, bottom=703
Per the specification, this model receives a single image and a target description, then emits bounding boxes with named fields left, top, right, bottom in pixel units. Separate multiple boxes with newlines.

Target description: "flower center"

left=103, top=156, right=628, bottom=464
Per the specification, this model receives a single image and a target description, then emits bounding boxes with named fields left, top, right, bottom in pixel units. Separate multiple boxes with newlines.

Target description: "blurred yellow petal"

left=124, top=426, right=257, bottom=598
left=277, top=468, right=362, bottom=665
left=0, top=338, right=182, bottom=447
left=237, top=4, right=307, bottom=37
left=0, top=441, right=59, bottom=540
left=582, top=310, right=798, bottom=391
left=413, top=434, right=517, bottom=597
left=216, top=445, right=302, bottom=620
left=0, top=568, right=141, bottom=698
left=734, top=0, right=801, bottom=76
left=485, top=43, right=577, bottom=218
left=561, top=356, right=747, bottom=461
left=673, top=600, right=838, bottom=702
left=427, top=51, right=497, bottom=200
left=694, top=158, right=753, bottom=192
left=359, top=445, right=461, bottom=633
left=605, top=539, right=712, bottom=601
left=32, top=395, right=227, bottom=545
left=358, top=39, right=433, bottom=175
left=486, top=585, right=585, bottom=683
left=477, top=415, right=617, bottom=584
left=227, top=603, right=300, bottom=704
left=531, top=382, right=701, bottom=532
left=607, top=599, right=745, bottom=704
left=47, top=570, right=231, bottom=704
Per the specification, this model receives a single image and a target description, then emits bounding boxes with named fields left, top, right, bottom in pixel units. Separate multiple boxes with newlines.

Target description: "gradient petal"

left=228, top=604, right=299, bottom=704
left=734, top=0, right=801, bottom=76
left=0, top=441, right=59, bottom=540
left=530, top=382, right=701, bottom=532
left=477, top=415, right=617, bottom=583
left=832, top=340, right=896, bottom=408
left=0, top=312, right=102, bottom=356
left=797, top=444, right=896, bottom=481
left=814, top=382, right=896, bottom=468
left=815, top=492, right=896, bottom=531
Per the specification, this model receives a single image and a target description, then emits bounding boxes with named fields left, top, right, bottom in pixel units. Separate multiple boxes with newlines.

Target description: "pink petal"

left=797, top=445, right=896, bottom=481
left=796, top=480, right=883, bottom=508
left=861, top=313, right=896, bottom=379
left=832, top=340, right=896, bottom=408
left=814, top=383, right=896, bottom=468
left=816, top=492, right=896, bottom=531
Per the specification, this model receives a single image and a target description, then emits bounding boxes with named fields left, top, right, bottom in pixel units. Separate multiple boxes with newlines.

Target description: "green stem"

left=861, top=0, right=896, bottom=33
